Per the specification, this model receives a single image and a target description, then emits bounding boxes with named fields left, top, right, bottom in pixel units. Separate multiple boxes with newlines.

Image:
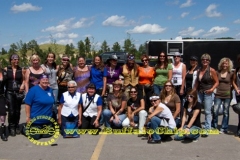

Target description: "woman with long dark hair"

left=90, top=55, right=107, bottom=96
left=4, top=54, right=25, bottom=136
left=41, top=52, right=58, bottom=119
left=174, top=89, right=202, bottom=142
left=153, top=51, right=172, bottom=95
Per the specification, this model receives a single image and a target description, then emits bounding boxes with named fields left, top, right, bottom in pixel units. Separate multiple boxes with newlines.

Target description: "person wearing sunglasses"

left=57, top=54, right=74, bottom=102
left=153, top=51, right=172, bottom=95
left=174, top=89, right=202, bottom=142
left=103, top=80, right=127, bottom=128
left=171, top=52, right=186, bottom=120
left=145, top=93, right=176, bottom=144
left=160, top=80, right=181, bottom=127
left=212, top=58, right=233, bottom=134
left=138, top=54, right=155, bottom=112
left=58, top=80, right=82, bottom=138
left=193, top=53, right=219, bottom=137
left=233, top=54, right=240, bottom=137
left=122, top=86, right=147, bottom=137
left=185, top=56, right=199, bottom=93
left=4, top=54, right=25, bottom=137
left=122, top=54, right=139, bottom=99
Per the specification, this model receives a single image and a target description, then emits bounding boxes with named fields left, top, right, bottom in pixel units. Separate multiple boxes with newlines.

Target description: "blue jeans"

left=102, top=109, right=126, bottom=128
left=174, top=125, right=200, bottom=140
left=147, top=116, right=174, bottom=141
left=198, top=92, right=213, bottom=130
left=212, top=98, right=231, bottom=132
left=52, top=89, right=59, bottom=119
left=153, top=84, right=163, bottom=95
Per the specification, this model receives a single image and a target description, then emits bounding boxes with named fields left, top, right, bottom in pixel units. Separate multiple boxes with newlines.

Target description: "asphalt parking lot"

left=0, top=104, right=240, bottom=160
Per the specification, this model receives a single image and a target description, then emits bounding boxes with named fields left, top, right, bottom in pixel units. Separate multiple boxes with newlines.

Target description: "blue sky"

left=1, top=0, right=240, bottom=50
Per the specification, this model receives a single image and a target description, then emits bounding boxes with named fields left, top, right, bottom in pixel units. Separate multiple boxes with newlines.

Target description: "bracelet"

left=186, top=126, right=190, bottom=129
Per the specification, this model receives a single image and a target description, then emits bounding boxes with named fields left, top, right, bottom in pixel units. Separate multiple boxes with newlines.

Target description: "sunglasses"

left=130, top=91, right=137, bottom=93
left=12, top=59, right=19, bottom=61
left=165, top=85, right=172, bottom=87
left=174, top=56, right=181, bottom=58
left=151, top=99, right=159, bottom=103
left=201, top=59, right=209, bottom=61
left=159, top=55, right=165, bottom=58
left=68, top=86, right=75, bottom=89
left=62, top=59, right=69, bottom=61
left=141, top=59, right=148, bottom=62
left=187, top=95, right=194, bottom=98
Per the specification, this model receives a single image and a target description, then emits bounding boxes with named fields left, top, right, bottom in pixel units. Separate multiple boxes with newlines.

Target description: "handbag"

left=15, top=92, right=25, bottom=100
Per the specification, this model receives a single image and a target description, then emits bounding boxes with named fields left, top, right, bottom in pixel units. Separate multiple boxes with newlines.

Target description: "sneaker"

left=192, top=139, right=198, bottom=142
left=219, top=129, right=228, bottom=134
left=201, top=133, right=208, bottom=137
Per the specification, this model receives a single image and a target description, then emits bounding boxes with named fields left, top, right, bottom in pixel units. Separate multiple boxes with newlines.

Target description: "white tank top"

left=172, top=63, right=183, bottom=86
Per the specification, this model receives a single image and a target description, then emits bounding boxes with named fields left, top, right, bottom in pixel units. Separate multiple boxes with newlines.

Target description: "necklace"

left=109, top=67, right=115, bottom=78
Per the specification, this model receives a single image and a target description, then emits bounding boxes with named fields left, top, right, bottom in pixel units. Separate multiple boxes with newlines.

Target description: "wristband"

left=186, top=126, right=190, bottom=129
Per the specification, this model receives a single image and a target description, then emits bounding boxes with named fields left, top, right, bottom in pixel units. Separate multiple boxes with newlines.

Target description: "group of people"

left=0, top=51, right=240, bottom=145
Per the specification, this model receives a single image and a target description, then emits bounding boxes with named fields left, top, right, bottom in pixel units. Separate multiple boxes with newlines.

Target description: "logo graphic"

left=25, top=115, right=60, bottom=146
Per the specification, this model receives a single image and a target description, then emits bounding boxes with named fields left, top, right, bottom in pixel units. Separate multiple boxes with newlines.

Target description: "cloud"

left=179, top=27, right=204, bottom=36
left=11, top=3, right=42, bottom=13
left=203, top=26, right=229, bottom=37
left=233, top=19, right=240, bottom=24
left=102, top=15, right=135, bottom=27
left=68, top=33, right=78, bottom=38
left=205, top=4, right=222, bottom=17
left=42, top=17, right=94, bottom=33
left=57, top=39, right=74, bottom=45
left=181, top=12, right=189, bottom=18
left=236, top=32, right=240, bottom=37
left=72, top=18, right=94, bottom=28
left=42, top=24, right=68, bottom=32
left=180, top=0, right=194, bottom=8
left=127, top=24, right=166, bottom=34
left=51, top=32, right=78, bottom=39
left=165, top=0, right=179, bottom=6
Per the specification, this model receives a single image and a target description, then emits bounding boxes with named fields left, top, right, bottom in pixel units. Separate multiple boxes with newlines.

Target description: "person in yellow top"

left=138, top=54, right=155, bottom=111
left=122, top=54, right=139, bottom=99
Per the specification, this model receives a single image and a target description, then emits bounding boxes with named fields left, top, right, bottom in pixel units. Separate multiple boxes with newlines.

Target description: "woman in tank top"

left=25, top=54, right=45, bottom=93
left=212, top=58, right=233, bottom=134
left=185, top=56, right=199, bottom=93
left=4, top=54, right=25, bottom=137
left=194, top=53, right=219, bottom=137
left=74, top=56, right=91, bottom=93
left=41, top=52, right=58, bottom=120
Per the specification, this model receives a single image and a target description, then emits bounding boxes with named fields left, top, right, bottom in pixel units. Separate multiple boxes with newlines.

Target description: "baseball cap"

left=109, top=55, right=118, bottom=61
left=190, top=56, right=198, bottom=61
left=174, top=52, right=181, bottom=56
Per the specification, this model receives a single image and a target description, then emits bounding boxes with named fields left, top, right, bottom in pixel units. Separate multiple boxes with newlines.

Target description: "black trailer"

left=146, top=39, right=240, bottom=69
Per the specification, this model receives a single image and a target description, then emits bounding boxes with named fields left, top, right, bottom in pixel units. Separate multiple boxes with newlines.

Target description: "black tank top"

left=29, top=68, right=44, bottom=89
left=0, top=71, right=5, bottom=95
left=5, top=66, right=23, bottom=91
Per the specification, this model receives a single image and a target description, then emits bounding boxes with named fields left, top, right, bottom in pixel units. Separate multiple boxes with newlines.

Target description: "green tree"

left=50, top=34, right=58, bottom=54
left=8, top=43, right=18, bottom=54
left=85, top=37, right=91, bottom=57
left=17, top=40, right=28, bottom=67
left=65, top=44, right=74, bottom=57
left=77, top=40, right=86, bottom=57
left=100, top=40, right=109, bottom=53
left=122, top=34, right=135, bottom=54
left=1, top=48, right=8, bottom=55
left=112, top=42, right=121, bottom=52
left=0, top=57, right=8, bottom=68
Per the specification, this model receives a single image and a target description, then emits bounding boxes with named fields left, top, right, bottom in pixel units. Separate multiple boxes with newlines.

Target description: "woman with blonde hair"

left=102, top=80, right=127, bottom=128
left=212, top=57, right=233, bottom=134
left=160, top=80, right=181, bottom=127
left=194, top=53, right=219, bottom=137
left=25, top=54, right=45, bottom=93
